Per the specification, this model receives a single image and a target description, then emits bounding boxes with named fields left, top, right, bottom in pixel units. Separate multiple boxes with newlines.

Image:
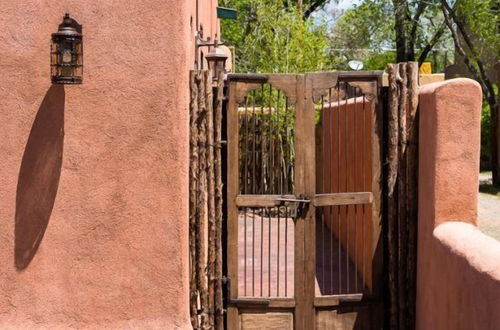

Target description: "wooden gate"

left=226, top=72, right=383, bottom=329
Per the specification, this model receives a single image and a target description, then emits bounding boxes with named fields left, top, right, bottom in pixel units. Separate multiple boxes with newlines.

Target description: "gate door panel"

left=307, top=72, right=383, bottom=329
left=226, top=72, right=383, bottom=330
left=226, top=74, right=308, bottom=330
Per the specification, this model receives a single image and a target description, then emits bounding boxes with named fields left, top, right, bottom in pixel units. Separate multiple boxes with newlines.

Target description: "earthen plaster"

left=0, top=1, right=218, bottom=328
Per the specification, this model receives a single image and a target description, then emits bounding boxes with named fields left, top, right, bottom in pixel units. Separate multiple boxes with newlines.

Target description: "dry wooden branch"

left=214, top=71, right=224, bottom=330
left=387, top=64, right=399, bottom=196
left=397, top=62, right=408, bottom=329
left=197, top=72, right=209, bottom=330
left=387, top=63, right=399, bottom=330
left=189, top=71, right=200, bottom=330
left=205, top=71, right=216, bottom=329
left=406, top=61, right=419, bottom=330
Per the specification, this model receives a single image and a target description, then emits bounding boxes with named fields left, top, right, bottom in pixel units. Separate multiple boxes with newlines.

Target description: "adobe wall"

left=0, top=1, right=217, bottom=328
left=416, top=79, right=500, bottom=329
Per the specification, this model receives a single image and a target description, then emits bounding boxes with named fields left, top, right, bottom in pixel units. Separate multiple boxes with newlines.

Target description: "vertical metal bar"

left=252, top=209, right=255, bottom=296
left=269, top=86, right=276, bottom=194
left=337, top=81, right=342, bottom=294
left=285, top=206, right=288, bottom=297
left=345, top=82, right=350, bottom=293
left=244, top=97, right=249, bottom=193
left=251, top=91, right=257, bottom=296
left=252, top=90, right=257, bottom=194
left=261, top=85, right=265, bottom=194
left=268, top=84, right=273, bottom=297
left=277, top=207, right=280, bottom=296
left=320, top=95, right=326, bottom=293
left=285, top=97, right=290, bottom=193
left=276, top=91, right=281, bottom=296
left=243, top=97, right=249, bottom=296
left=244, top=209, right=247, bottom=295
left=254, top=92, right=259, bottom=296
left=268, top=208, right=272, bottom=297
left=260, top=85, right=265, bottom=296
left=362, top=95, right=366, bottom=292
left=278, top=91, right=283, bottom=195
left=328, top=87, right=334, bottom=295
left=260, top=211, right=264, bottom=296
left=354, top=89, right=358, bottom=293
left=285, top=95, right=290, bottom=297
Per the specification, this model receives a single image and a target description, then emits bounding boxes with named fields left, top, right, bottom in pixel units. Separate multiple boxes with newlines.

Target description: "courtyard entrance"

left=225, top=71, right=384, bottom=329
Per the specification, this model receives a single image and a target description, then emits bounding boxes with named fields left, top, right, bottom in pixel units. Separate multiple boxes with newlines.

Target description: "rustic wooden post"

left=214, top=71, right=224, bottom=330
left=387, top=63, right=399, bottom=330
left=197, top=72, right=209, bottom=329
left=205, top=71, right=216, bottom=329
left=397, top=63, right=408, bottom=329
left=406, top=61, right=419, bottom=330
left=189, top=71, right=200, bottom=329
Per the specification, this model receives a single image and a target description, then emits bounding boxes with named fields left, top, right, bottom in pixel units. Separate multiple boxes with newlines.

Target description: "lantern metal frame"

left=196, top=36, right=228, bottom=83
left=51, top=13, right=83, bottom=84
left=205, top=44, right=228, bottom=83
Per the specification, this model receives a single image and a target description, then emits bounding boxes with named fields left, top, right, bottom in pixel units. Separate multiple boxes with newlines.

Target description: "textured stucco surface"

left=0, top=1, right=217, bottom=328
left=416, top=79, right=500, bottom=330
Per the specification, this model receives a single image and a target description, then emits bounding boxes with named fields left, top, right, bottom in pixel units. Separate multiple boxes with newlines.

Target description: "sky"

left=312, top=0, right=362, bottom=25
left=333, top=0, right=362, bottom=10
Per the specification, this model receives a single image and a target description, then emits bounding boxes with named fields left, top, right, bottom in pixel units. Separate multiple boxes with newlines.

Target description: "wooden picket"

left=387, top=62, right=419, bottom=330
left=189, top=70, right=224, bottom=330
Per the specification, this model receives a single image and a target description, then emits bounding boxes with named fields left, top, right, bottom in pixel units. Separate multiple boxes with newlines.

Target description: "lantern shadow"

left=15, top=85, right=65, bottom=270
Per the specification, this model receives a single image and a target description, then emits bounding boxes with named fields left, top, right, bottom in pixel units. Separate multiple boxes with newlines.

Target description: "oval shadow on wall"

left=15, top=85, right=65, bottom=270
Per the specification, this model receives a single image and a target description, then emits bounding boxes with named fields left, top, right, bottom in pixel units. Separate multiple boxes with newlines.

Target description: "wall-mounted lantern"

left=205, top=40, right=228, bottom=83
left=51, top=13, right=83, bottom=84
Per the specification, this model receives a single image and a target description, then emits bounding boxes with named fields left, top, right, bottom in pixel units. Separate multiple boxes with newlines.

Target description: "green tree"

left=220, top=0, right=333, bottom=73
left=440, top=0, right=499, bottom=183
left=329, top=0, right=451, bottom=68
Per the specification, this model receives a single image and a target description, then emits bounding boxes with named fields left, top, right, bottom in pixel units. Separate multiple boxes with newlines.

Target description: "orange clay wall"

left=0, top=0, right=218, bottom=328
left=416, top=79, right=500, bottom=330
left=317, top=97, right=374, bottom=291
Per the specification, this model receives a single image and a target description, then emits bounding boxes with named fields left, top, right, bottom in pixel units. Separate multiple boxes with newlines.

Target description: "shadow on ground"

left=479, top=183, right=500, bottom=197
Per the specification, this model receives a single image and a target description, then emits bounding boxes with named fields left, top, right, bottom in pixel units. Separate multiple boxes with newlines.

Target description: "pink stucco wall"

left=416, top=79, right=500, bottom=330
left=0, top=1, right=217, bottom=328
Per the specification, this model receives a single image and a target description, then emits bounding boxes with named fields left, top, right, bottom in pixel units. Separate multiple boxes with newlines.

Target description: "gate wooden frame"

left=226, top=71, right=384, bottom=330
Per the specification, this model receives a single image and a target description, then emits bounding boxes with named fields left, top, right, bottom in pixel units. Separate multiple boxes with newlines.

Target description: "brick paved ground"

left=237, top=210, right=363, bottom=299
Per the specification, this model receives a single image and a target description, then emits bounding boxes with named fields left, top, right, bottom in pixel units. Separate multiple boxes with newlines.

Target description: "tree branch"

left=410, top=2, right=428, bottom=44
left=408, top=1, right=429, bottom=60
left=417, top=23, right=446, bottom=65
left=441, top=0, right=499, bottom=185
left=441, top=2, right=484, bottom=89
left=304, top=0, right=328, bottom=18
left=393, top=0, right=409, bottom=61
left=440, top=0, right=496, bottom=102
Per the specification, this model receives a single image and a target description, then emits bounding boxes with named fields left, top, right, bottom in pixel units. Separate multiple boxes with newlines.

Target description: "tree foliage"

left=329, top=0, right=452, bottom=68
left=441, top=0, right=499, bottom=183
left=220, top=0, right=332, bottom=73
left=219, top=0, right=499, bottom=181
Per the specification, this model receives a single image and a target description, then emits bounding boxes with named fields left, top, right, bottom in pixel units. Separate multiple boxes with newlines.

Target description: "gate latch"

left=276, top=195, right=311, bottom=218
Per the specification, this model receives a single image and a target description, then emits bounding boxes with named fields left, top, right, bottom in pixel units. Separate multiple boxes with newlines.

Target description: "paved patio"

left=478, top=172, right=500, bottom=241
left=237, top=210, right=365, bottom=298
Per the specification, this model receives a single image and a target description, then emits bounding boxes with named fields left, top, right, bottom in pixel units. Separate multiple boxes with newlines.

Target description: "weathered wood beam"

left=313, top=192, right=373, bottom=206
